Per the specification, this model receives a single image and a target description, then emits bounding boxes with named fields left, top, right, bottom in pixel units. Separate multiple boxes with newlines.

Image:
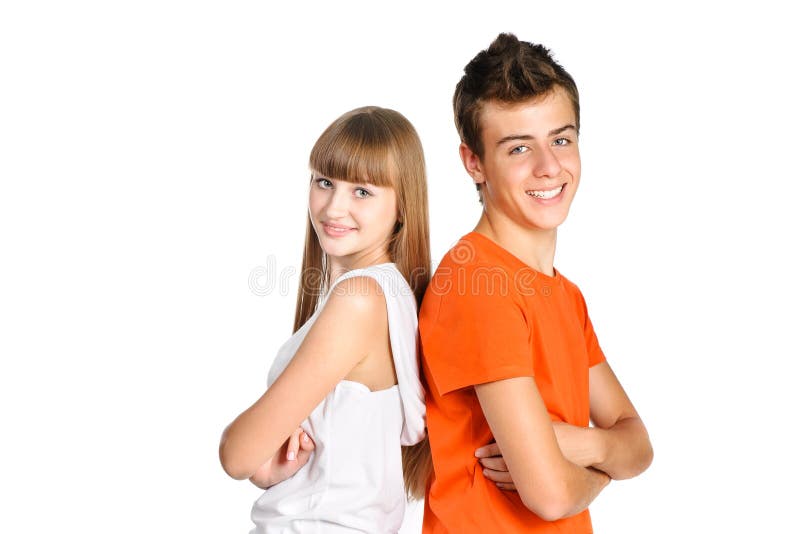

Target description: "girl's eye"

left=354, top=188, right=371, bottom=199
left=315, top=178, right=333, bottom=189
left=510, top=146, right=529, bottom=155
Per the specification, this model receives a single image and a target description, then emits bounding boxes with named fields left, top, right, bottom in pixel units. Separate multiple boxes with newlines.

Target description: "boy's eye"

left=553, top=137, right=571, bottom=146
left=354, top=188, right=371, bottom=199
left=510, top=146, right=529, bottom=155
left=315, top=178, right=333, bottom=189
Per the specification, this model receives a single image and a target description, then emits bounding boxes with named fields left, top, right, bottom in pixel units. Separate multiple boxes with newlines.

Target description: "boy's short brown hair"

left=453, top=33, right=580, bottom=160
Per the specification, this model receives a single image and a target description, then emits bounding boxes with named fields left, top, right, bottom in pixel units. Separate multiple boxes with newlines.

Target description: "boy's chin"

left=526, top=214, right=569, bottom=232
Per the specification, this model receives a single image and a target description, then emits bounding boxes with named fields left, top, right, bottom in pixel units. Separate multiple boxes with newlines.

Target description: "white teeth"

left=526, top=185, right=564, bottom=199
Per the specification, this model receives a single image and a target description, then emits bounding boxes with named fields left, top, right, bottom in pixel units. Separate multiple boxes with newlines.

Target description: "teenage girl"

left=220, top=106, right=432, bottom=533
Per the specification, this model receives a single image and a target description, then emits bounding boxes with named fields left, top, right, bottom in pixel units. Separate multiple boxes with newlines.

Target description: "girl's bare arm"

left=219, top=276, right=387, bottom=480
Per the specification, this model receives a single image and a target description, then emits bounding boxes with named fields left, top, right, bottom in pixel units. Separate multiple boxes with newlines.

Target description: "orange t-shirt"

left=419, top=232, right=606, bottom=533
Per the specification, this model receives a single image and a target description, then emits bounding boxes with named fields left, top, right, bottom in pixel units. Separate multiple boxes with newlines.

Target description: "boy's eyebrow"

left=496, top=124, right=577, bottom=146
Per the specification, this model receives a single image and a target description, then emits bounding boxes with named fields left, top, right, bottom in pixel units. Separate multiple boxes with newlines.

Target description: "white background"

left=2, top=1, right=799, bottom=532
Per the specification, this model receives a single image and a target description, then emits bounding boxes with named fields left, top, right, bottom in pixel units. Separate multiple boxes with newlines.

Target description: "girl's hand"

left=249, top=428, right=315, bottom=489
left=475, top=441, right=517, bottom=491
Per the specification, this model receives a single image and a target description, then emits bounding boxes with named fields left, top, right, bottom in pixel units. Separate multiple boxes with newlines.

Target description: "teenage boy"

left=419, top=33, right=653, bottom=532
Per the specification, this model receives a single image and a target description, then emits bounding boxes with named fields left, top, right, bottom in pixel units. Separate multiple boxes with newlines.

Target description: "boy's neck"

left=474, top=212, right=557, bottom=276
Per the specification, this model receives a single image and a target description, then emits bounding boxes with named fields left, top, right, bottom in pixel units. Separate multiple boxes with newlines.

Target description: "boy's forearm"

left=554, top=419, right=652, bottom=480
left=552, top=422, right=604, bottom=467
left=593, top=417, right=653, bottom=480
left=516, top=457, right=611, bottom=521
left=562, top=466, right=611, bottom=518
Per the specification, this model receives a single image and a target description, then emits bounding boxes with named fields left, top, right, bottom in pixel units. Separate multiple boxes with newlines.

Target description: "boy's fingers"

left=495, top=482, right=517, bottom=492
left=474, top=442, right=502, bottom=458
left=286, top=429, right=301, bottom=461
left=478, top=456, right=508, bottom=471
left=482, top=468, right=513, bottom=483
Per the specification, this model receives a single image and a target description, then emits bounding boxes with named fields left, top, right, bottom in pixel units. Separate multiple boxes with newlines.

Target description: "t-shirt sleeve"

left=420, top=264, right=534, bottom=395
left=577, top=289, right=607, bottom=367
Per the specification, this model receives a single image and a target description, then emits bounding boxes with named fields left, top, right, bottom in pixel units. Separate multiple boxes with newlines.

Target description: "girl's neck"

left=328, top=249, right=392, bottom=283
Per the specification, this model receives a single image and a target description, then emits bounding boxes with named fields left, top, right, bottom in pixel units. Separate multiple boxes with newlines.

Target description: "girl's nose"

left=324, top=188, right=349, bottom=219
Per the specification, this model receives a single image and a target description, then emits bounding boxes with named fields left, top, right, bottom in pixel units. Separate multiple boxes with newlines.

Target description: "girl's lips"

left=322, top=222, right=356, bottom=237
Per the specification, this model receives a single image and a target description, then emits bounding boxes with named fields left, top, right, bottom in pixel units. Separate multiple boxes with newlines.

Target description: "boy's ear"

left=459, top=142, right=485, bottom=185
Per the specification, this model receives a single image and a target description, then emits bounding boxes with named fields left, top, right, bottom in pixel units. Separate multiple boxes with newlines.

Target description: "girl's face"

left=308, top=175, right=398, bottom=271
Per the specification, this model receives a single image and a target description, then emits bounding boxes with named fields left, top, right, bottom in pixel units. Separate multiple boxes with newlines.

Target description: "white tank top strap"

left=327, top=263, right=426, bottom=446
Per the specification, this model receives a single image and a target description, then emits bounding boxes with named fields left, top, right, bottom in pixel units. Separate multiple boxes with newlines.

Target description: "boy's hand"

left=476, top=421, right=603, bottom=491
left=249, top=428, right=315, bottom=489
left=475, top=441, right=517, bottom=491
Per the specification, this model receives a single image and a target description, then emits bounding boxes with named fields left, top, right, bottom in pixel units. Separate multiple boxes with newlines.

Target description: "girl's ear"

left=459, top=142, right=485, bottom=186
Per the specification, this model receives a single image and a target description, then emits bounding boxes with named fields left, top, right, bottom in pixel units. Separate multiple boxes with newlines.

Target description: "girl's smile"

left=321, top=221, right=357, bottom=237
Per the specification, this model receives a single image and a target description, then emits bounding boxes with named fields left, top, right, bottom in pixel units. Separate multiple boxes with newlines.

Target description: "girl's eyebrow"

left=496, top=124, right=577, bottom=146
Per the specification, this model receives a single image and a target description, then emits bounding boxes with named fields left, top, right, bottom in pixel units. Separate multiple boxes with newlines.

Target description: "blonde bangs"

left=309, top=107, right=397, bottom=188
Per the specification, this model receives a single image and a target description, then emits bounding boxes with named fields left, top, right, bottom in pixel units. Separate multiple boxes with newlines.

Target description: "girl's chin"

left=319, top=243, right=364, bottom=263
left=319, top=245, right=351, bottom=258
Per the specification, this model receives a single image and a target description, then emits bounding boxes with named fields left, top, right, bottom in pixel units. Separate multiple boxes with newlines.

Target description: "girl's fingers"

left=286, top=428, right=301, bottom=461
left=299, top=431, right=315, bottom=451
left=495, top=482, right=517, bottom=492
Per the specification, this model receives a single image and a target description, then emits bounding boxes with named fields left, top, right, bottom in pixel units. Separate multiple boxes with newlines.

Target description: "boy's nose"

left=532, top=146, right=563, bottom=179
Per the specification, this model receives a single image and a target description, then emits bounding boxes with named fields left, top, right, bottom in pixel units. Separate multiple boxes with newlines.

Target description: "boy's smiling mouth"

left=525, top=184, right=564, bottom=199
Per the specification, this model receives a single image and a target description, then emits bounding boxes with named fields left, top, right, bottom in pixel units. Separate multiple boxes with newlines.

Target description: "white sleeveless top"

left=250, top=263, right=426, bottom=534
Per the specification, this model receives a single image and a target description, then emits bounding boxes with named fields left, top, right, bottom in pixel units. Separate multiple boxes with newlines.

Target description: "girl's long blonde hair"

left=293, top=106, right=432, bottom=499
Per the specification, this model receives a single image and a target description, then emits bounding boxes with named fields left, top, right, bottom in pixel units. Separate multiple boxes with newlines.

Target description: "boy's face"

left=463, top=87, right=581, bottom=234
